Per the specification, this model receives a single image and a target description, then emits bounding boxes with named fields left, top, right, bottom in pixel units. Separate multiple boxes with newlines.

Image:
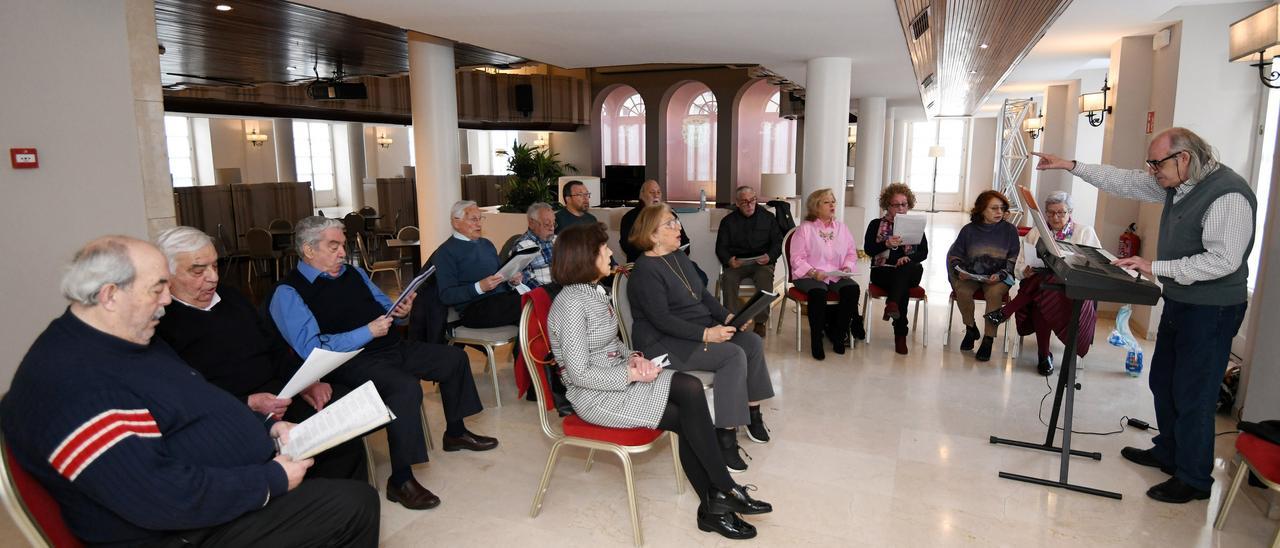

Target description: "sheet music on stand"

left=385, top=265, right=435, bottom=317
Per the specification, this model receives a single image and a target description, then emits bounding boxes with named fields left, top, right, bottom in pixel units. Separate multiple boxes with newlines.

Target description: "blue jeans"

left=1148, top=298, right=1247, bottom=491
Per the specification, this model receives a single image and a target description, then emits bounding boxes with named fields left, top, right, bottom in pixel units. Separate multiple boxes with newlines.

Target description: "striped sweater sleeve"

left=45, top=389, right=288, bottom=531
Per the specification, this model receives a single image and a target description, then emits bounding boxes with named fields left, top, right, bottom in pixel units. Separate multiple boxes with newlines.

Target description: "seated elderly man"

left=619, top=179, right=690, bottom=263
left=511, top=201, right=556, bottom=289
left=0, top=236, right=378, bottom=546
left=715, top=185, right=782, bottom=337
left=270, top=216, right=497, bottom=511
left=153, top=226, right=367, bottom=481
left=435, top=200, right=523, bottom=327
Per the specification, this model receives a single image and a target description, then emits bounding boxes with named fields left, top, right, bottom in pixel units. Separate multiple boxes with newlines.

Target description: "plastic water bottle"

left=699, top=189, right=707, bottom=211
left=1125, top=349, right=1144, bottom=377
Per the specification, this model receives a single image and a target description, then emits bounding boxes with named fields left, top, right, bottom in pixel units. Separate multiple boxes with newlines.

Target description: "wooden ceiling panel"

left=155, top=0, right=526, bottom=89
left=894, top=0, right=1070, bottom=117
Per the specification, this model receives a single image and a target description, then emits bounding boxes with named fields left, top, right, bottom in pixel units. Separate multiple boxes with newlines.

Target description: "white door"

left=294, top=121, right=338, bottom=207
left=907, top=119, right=968, bottom=212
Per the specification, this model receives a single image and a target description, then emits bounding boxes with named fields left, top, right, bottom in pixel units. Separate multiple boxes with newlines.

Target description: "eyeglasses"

left=1145, top=151, right=1183, bottom=171
left=463, top=215, right=485, bottom=223
left=662, top=218, right=682, bottom=229
left=986, top=205, right=1008, bottom=212
left=888, top=201, right=909, bottom=208
left=1045, top=209, right=1069, bottom=218
left=570, top=192, right=592, bottom=198
left=819, top=199, right=836, bottom=206
left=736, top=197, right=757, bottom=206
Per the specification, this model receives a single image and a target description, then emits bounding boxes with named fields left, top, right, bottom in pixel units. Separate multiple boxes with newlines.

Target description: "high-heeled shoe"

left=697, top=508, right=757, bottom=540
left=984, top=309, right=1008, bottom=325
left=707, top=484, right=773, bottom=515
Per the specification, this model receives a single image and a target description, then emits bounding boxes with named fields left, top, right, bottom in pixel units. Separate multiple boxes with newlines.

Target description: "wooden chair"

left=519, top=298, right=682, bottom=547
left=396, top=226, right=419, bottom=269
left=860, top=284, right=928, bottom=346
left=775, top=228, right=851, bottom=353
left=0, top=424, right=84, bottom=548
left=244, top=228, right=281, bottom=296
left=268, top=218, right=292, bottom=232
left=1214, top=432, right=1280, bottom=547
left=356, top=234, right=402, bottom=292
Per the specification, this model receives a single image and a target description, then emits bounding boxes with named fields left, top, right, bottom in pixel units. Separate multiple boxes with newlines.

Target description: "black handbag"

left=542, top=355, right=575, bottom=417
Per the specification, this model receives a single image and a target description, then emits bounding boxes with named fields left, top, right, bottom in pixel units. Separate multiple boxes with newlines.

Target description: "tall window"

left=469, top=129, right=519, bottom=175
left=907, top=119, right=967, bottom=195
left=1249, top=88, right=1278, bottom=292
left=293, top=121, right=335, bottom=193
left=164, top=115, right=197, bottom=187
left=761, top=92, right=796, bottom=174
left=615, top=94, right=645, bottom=165
left=685, top=91, right=717, bottom=182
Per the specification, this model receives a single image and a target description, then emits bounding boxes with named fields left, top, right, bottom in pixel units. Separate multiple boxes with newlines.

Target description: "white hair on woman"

left=1043, top=191, right=1073, bottom=212
left=154, top=226, right=214, bottom=272
left=451, top=200, right=478, bottom=220
left=60, top=237, right=137, bottom=306
left=293, top=215, right=345, bottom=254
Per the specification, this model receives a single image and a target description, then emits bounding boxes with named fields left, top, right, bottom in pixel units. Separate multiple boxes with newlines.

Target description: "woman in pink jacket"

left=788, top=188, right=863, bottom=360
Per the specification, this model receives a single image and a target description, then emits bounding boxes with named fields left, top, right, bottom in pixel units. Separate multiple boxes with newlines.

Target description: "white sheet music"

left=890, top=214, right=927, bottom=245
left=497, top=252, right=538, bottom=280
left=276, top=348, right=362, bottom=400
left=281, top=381, right=392, bottom=460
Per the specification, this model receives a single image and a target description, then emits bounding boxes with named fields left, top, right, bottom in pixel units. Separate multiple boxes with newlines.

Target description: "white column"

left=272, top=118, right=297, bottom=182
left=800, top=57, right=853, bottom=214
left=408, top=32, right=462, bottom=248
left=852, top=97, right=887, bottom=232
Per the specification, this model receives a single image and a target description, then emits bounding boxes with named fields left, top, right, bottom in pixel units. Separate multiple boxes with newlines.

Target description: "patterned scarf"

left=1053, top=220, right=1074, bottom=242
left=873, top=215, right=914, bottom=267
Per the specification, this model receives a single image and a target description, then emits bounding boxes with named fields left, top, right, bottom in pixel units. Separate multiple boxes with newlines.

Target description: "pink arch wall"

left=661, top=81, right=715, bottom=201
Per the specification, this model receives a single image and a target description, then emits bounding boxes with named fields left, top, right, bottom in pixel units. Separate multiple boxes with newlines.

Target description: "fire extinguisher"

left=1118, top=223, right=1141, bottom=258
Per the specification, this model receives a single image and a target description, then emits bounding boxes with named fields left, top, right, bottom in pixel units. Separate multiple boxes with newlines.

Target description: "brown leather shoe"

left=894, top=335, right=908, bottom=355
left=386, top=477, right=441, bottom=510
left=753, top=322, right=768, bottom=338
left=442, top=431, right=499, bottom=452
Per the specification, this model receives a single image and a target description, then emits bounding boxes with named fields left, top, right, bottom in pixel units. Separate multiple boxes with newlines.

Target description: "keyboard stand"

left=988, top=296, right=1123, bottom=499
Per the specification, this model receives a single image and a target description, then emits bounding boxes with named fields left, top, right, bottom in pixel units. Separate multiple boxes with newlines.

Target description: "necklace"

left=659, top=254, right=696, bottom=299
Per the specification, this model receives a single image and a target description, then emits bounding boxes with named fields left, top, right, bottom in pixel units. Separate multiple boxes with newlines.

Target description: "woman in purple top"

left=946, top=190, right=1020, bottom=361
left=788, top=188, right=865, bottom=360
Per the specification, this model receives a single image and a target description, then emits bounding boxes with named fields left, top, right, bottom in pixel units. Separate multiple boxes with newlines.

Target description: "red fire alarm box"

left=10, top=148, right=39, bottom=169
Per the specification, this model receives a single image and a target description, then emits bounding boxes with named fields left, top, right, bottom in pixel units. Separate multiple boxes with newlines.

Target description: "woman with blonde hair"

left=864, top=183, right=928, bottom=355
left=789, top=188, right=863, bottom=360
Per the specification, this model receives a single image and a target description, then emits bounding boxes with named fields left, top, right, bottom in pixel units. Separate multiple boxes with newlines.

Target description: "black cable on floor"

left=1035, top=372, right=1156, bottom=436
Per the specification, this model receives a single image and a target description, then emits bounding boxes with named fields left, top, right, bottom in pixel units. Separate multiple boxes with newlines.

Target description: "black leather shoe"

left=984, top=309, right=1008, bottom=325
left=385, top=477, right=441, bottom=510
left=810, top=336, right=825, bottom=361
left=975, top=336, right=994, bottom=362
left=960, top=325, right=980, bottom=351
left=1121, top=446, right=1175, bottom=475
left=1146, top=477, right=1210, bottom=503
left=850, top=315, right=866, bottom=341
left=442, top=431, right=499, bottom=452
left=697, top=508, right=757, bottom=540
left=1037, top=353, right=1055, bottom=376
left=707, top=484, right=773, bottom=515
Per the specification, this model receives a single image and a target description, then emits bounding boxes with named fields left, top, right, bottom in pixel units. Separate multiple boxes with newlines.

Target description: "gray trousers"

left=668, top=331, right=774, bottom=428
left=721, top=263, right=775, bottom=322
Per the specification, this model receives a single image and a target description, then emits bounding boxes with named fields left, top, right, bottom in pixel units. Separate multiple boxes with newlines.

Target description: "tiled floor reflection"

left=1, top=212, right=1273, bottom=547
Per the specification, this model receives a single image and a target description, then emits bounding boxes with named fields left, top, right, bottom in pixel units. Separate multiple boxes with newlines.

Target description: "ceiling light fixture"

left=246, top=128, right=268, bottom=147
left=1078, top=76, right=1112, bottom=127
left=1228, top=4, right=1280, bottom=89
left=286, top=66, right=297, bottom=72
left=376, top=133, right=393, bottom=149
left=215, top=4, right=232, bottom=11
left=980, top=43, right=989, bottom=49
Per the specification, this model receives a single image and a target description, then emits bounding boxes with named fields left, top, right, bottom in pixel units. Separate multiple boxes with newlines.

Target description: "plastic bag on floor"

left=1109, top=304, right=1145, bottom=377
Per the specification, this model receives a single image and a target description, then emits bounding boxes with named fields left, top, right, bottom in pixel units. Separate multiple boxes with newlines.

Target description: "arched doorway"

left=663, top=82, right=717, bottom=201
left=598, top=85, right=646, bottom=167
left=735, top=79, right=796, bottom=193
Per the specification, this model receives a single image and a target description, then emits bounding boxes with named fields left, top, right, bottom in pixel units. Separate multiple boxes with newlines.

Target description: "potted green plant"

left=497, top=141, right=578, bottom=213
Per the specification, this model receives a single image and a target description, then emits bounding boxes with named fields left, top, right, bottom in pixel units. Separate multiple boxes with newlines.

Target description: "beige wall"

left=550, top=126, right=594, bottom=177
left=0, top=0, right=154, bottom=390
left=208, top=118, right=280, bottom=184
left=965, top=117, right=998, bottom=207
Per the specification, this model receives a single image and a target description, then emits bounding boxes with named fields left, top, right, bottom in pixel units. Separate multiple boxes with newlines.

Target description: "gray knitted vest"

left=1157, top=165, right=1256, bottom=305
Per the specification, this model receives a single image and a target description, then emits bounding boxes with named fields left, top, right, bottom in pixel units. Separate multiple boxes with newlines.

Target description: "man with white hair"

left=716, top=185, right=782, bottom=337
left=1, top=235, right=378, bottom=546
left=512, top=202, right=556, bottom=288
left=619, top=179, right=691, bottom=263
left=153, top=226, right=367, bottom=481
left=270, top=216, right=496, bottom=511
left=435, top=200, right=523, bottom=327
left=1033, top=126, right=1256, bottom=504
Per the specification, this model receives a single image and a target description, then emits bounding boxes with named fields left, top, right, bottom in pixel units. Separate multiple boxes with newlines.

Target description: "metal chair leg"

left=1214, top=455, right=1249, bottom=530
left=484, top=344, right=501, bottom=408
left=862, top=296, right=873, bottom=343
left=585, top=449, right=595, bottom=472
left=921, top=297, right=929, bottom=347
left=944, top=296, right=955, bottom=347
left=420, top=400, right=433, bottom=451
left=530, top=439, right=567, bottom=518
left=617, top=449, right=643, bottom=547
left=796, top=302, right=802, bottom=353
left=362, top=438, right=377, bottom=489
left=669, top=432, right=684, bottom=494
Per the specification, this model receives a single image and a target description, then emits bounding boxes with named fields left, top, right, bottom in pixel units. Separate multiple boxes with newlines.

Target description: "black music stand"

left=988, top=291, right=1123, bottom=500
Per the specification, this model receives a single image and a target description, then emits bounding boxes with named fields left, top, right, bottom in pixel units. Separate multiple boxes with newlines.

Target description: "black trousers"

left=280, top=383, right=367, bottom=482
left=146, top=479, right=379, bottom=547
left=657, top=373, right=735, bottom=502
left=460, top=291, right=521, bottom=328
left=326, top=341, right=483, bottom=474
left=793, top=278, right=860, bottom=342
left=869, top=264, right=924, bottom=336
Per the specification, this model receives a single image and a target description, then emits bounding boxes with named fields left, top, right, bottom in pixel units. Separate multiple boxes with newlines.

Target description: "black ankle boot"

left=976, top=336, right=995, bottom=361
left=717, top=428, right=749, bottom=473
left=697, top=507, right=757, bottom=540
left=810, top=334, right=825, bottom=360
left=959, top=325, right=980, bottom=351
left=707, top=484, right=773, bottom=515
left=746, top=406, right=770, bottom=443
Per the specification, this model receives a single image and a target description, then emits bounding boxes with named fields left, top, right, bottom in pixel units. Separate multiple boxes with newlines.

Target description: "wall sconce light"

left=1078, top=77, right=1111, bottom=127
left=1023, top=108, right=1044, bottom=139
left=246, top=128, right=269, bottom=147
left=1228, top=4, right=1280, bottom=88
left=376, top=134, right=393, bottom=149
left=532, top=132, right=549, bottom=149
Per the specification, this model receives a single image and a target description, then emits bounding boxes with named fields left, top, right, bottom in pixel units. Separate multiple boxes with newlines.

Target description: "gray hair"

left=1163, top=127, right=1218, bottom=182
left=1043, top=191, right=1073, bottom=212
left=294, top=216, right=345, bottom=253
left=735, top=185, right=756, bottom=199
left=526, top=202, right=553, bottom=220
left=60, top=237, right=137, bottom=306
left=451, top=200, right=478, bottom=220
left=154, top=226, right=214, bottom=272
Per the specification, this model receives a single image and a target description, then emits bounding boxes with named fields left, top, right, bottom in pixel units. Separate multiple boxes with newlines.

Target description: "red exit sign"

left=10, top=148, right=38, bottom=169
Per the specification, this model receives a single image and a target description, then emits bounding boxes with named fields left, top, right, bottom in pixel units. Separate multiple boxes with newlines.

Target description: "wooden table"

left=386, top=239, right=422, bottom=274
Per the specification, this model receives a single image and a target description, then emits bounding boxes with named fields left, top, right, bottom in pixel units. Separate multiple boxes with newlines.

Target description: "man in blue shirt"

left=270, top=216, right=497, bottom=511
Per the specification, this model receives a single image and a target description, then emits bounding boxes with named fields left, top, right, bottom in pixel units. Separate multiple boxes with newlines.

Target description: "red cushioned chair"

left=943, top=287, right=1011, bottom=353
left=519, top=298, right=683, bottom=547
left=1214, top=432, right=1280, bottom=547
left=0, top=432, right=84, bottom=548
left=775, top=228, right=856, bottom=353
left=860, top=284, right=928, bottom=347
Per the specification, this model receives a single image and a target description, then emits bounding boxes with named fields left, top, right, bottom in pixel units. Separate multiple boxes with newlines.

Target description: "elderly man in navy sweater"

left=0, top=236, right=378, bottom=547
left=435, top=200, right=523, bottom=328
left=270, top=216, right=497, bottom=511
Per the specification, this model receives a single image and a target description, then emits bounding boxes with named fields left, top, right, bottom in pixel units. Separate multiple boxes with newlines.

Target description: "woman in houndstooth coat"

left=546, top=223, right=772, bottom=540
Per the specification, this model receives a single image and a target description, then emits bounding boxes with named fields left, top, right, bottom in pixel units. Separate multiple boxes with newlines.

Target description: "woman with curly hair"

left=863, top=183, right=928, bottom=355
left=946, top=190, right=1020, bottom=361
